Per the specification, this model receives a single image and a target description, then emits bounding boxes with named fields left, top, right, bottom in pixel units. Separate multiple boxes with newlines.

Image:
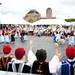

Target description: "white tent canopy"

left=32, top=19, right=71, bottom=26
left=70, top=22, right=75, bottom=26
left=0, top=13, right=31, bottom=24
left=0, top=14, right=71, bottom=26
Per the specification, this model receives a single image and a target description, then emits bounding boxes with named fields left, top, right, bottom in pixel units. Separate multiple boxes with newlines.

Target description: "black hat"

left=36, top=49, right=47, bottom=62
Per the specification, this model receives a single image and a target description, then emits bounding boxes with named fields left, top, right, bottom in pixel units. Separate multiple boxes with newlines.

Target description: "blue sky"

left=0, top=0, right=75, bottom=20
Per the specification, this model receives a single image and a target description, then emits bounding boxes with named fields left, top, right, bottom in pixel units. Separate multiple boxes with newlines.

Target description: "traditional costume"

left=28, top=49, right=60, bottom=75
left=56, top=33, right=61, bottom=43
left=11, top=31, right=15, bottom=43
left=7, top=48, right=31, bottom=73
left=32, top=49, right=52, bottom=75
left=14, top=32, right=18, bottom=39
left=20, top=30, right=25, bottom=42
left=68, top=35, right=75, bottom=45
left=24, top=34, right=28, bottom=41
left=0, top=44, right=13, bottom=71
left=57, top=45, right=75, bottom=75
left=0, top=31, right=5, bottom=43
left=4, top=31, right=10, bottom=43
left=32, top=60, right=51, bottom=75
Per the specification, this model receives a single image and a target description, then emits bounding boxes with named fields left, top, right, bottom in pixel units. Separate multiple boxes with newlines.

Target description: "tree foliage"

left=65, top=18, right=75, bottom=22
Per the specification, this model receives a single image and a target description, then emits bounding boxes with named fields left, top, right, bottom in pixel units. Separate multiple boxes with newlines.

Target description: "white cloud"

left=0, top=0, right=75, bottom=21
left=60, top=0, right=75, bottom=6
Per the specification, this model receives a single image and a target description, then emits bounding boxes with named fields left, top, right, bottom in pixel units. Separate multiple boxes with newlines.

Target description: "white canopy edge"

left=32, top=19, right=71, bottom=26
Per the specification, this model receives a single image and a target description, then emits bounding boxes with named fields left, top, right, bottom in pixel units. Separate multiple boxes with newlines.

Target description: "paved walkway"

left=0, top=36, right=67, bottom=60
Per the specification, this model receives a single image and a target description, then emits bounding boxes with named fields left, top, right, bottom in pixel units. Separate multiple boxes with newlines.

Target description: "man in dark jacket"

left=32, top=49, right=52, bottom=75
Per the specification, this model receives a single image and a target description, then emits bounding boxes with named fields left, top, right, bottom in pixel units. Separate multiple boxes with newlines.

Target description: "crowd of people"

left=52, top=27, right=75, bottom=45
left=0, top=24, right=75, bottom=45
left=0, top=39, right=75, bottom=75
left=0, top=40, right=60, bottom=75
left=0, top=25, right=75, bottom=75
left=0, top=25, right=50, bottom=43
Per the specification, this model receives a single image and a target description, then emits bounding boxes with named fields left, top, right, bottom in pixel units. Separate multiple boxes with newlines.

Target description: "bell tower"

left=46, top=8, right=56, bottom=19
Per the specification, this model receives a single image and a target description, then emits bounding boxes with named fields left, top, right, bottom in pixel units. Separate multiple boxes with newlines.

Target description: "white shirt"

left=28, top=50, right=60, bottom=73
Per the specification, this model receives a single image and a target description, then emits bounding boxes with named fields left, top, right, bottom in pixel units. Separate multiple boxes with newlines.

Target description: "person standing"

left=56, top=45, right=75, bottom=75
left=0, top=44, right=13, bottom=71
left=32, top=49, right=52, bottom=75
left=11, top=31, right=15, bottom=44
left=20, top=30, right=25, bottom=42
left=27, top=39, right=61, bottom=75
left=0, top=30, right=5, bottom=43
left=4, top=30, right=10, bottom=43
left=7, top=48, right=31, bottom=73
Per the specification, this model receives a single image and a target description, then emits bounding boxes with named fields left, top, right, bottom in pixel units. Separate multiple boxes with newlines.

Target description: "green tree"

left=65, top=18, right=75, bottom=22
